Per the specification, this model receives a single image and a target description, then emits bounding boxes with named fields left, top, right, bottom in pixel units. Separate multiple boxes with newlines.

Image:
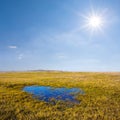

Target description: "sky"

left=0, top=0, right=120, bottom=71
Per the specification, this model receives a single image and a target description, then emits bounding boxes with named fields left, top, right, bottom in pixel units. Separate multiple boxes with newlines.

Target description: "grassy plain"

left=0, top=71, right=120, bottom=120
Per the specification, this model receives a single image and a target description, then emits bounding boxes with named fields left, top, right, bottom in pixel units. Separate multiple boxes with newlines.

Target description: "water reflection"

left=23, top=86, right=84, bottom=104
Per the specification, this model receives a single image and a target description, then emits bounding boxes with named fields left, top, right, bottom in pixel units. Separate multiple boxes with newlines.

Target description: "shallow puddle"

left=23, top=86, right=84, bottom=104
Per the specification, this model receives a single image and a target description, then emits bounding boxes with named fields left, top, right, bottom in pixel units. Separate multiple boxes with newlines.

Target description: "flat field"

left=0, top=72, right=120, bottom=120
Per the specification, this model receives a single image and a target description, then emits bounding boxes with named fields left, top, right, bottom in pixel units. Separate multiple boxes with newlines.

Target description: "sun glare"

left=81, top=9, right=106, bottom=34
left=88, top=15, right=102, bottom=28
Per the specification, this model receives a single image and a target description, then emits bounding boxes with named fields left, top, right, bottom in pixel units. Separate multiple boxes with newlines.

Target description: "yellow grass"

left=0, top=71, right=120, bottom=120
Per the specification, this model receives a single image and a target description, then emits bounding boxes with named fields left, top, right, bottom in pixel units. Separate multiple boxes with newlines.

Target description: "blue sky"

left=0, top=0, right=120, bottom=71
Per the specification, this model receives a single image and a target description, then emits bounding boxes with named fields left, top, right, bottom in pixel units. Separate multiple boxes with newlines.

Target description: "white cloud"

left=48, top=29, right=90, bottom=47
left=8, top=46, right=17, bottom=49
left=18, top=54, right=23, bottom=60
left=58, top=55, right=67, bottom=59
left=54, top=53, right=67, bottom=59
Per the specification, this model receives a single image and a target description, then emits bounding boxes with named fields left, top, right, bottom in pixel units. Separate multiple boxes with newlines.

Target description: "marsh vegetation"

left=0, top=72, right=120, bottom=120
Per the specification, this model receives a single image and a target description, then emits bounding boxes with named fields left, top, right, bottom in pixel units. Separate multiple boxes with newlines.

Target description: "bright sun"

left=81, top=9, right=105, bottom=33
left=88, top=15, right=102, bottom=28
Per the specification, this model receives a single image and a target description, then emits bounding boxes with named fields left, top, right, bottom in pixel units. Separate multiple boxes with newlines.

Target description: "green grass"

left=0, top=71, right=120, bottom=120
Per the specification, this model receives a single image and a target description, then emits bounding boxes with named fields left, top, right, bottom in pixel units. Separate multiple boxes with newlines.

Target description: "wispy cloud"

left=46, top=29, right=91, bottom=47
left=58, top=55, right=67, bottom=59
left=54, top=53, right=67, bottom=59
left=18, top=54, right=23, bottom=60
left=8, top=46, right=17, bottom=49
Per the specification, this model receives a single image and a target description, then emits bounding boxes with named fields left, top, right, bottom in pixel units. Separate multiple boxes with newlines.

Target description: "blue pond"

left=23, top=86, right=84, bottom=104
